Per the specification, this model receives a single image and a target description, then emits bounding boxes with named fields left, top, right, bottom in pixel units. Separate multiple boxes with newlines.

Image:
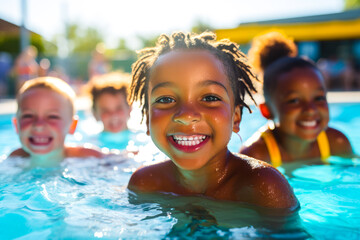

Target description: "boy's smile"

left=147, top=50, right=241, bottom=170
left=168, top=134, right=209, bottom=153
left=16, top=88, right=74, bottom=156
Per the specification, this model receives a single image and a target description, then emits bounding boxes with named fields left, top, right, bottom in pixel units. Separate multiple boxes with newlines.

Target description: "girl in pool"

left=127, top=31, right=298, bottom=210
left=240, top=31, right=354, bottom=167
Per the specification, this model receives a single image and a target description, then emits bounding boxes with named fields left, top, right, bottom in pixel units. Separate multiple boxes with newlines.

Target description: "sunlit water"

left=0, top=103, right=359, bottom=239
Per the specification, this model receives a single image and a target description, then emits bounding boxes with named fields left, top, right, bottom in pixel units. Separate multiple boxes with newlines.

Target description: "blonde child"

left=127, top=32, right=298, bottom=210
left=10, top=77, right=103, bottom=167
left=240, top=32, right=354, bottom=167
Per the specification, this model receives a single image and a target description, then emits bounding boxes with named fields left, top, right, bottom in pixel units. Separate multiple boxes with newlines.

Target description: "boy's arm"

left=128, top=162, right=172, bottom=192
left=9, top=148, right=29, bottom=157
left=251, top=166, right=299, bottom=211
left=65, top=145, right=104, bottom=158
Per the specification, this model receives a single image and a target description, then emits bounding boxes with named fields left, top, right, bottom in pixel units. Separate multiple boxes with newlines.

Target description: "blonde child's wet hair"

left=17, top=77, right=76, bottom=115
left=84, top=71, right=131, bottom=111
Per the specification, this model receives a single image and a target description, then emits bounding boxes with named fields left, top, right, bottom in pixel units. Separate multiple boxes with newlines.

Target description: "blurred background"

left=0, top=0, right=359, bottom=98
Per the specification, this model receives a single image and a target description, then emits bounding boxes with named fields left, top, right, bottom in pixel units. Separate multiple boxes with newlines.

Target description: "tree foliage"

left=65, top=24, right=104, bottom=54
left=344, top=0, right=360, bottom=9
left=191, top=20, right=214, bottom=34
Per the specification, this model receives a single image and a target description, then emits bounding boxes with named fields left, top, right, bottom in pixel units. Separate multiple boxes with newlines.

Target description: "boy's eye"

left=314, top=95, right=326, bottom=102
left=202, top=95, right=221, bottom=102
left=286, top=98, right=299, bottom=104
left=155, top=97, right=175, bottom=104
left=48, top=115, right=60, bottom=119
left=21, top=114, right=33, bottom=119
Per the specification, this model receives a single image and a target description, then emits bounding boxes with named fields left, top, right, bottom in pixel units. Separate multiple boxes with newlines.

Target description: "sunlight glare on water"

left=0, top=103, right=360, bottom=239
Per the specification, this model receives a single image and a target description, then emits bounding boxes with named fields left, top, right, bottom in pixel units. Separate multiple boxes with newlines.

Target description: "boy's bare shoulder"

left=240, top=130, right=270, bottom=162
left=240, top=141, right=268, bottom=160
left=65, top=144, right=104, bottom=158
left=9, top=148, right=29, bottom=158
left=233, top=154, right=298, bottom=210
left=128, top=160, right=173, bottom=192
left=326, top=127, right=353, bottom=156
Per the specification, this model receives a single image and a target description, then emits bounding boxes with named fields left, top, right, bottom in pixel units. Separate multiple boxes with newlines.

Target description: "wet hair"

left=248, top=31, right=319, bottom=102
left=130, top=31, right=258, bottom=120
left=17, top=77, right=76, bottom=115
left=84, top=71, right=131, bottom=111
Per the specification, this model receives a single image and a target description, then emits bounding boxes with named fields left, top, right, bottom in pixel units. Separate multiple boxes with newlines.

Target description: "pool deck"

left=1, top=91, right=360, bottom=115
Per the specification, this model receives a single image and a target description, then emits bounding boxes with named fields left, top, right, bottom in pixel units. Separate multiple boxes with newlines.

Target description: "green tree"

left=66, top=24, right=103, bottom=54
left=116, top=38, right=129, bottom=50
left=55, top=23, right=105, bottom=80
left=137, top=35, right=158, bottom=48
left=344, top=0, right=360, bottom=9
left=191, top=20, right=214, bottom=34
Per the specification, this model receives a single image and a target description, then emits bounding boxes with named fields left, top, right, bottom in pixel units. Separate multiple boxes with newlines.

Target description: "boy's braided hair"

left=130, top=31, right=258, bottom=119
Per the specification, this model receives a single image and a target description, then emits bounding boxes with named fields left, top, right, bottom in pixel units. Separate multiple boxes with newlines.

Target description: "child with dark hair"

left=240, top=31, right=354, bottom=167
left=84, top=71, right=149, bottom=151
left=127, top=31, right=298, bottom=210
left=86, top=71, right=132, bottom=134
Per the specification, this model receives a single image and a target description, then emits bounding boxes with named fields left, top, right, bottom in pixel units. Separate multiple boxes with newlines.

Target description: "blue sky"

left=0, top=0, right=345, bottom=49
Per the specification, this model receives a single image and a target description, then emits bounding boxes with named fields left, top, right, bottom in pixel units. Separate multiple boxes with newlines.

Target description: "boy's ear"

left=127, top=105, right=132, bottom=118
left=68, top=115, right=78, bottom=134
left=12, top=117, right=19, bottom=133
left=259, top=103, right=273, bottom=119
left=232, top=105, right=242, bottom=133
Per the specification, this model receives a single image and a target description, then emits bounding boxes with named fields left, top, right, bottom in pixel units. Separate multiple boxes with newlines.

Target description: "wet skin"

left=10, top=87, right=103, bottom=164
left=94, top=92, right=131, bottom=133
left=128, top=50, right=298, bottom=210
left=16, top=88, right=74, bottom=157
left=241, top=67, right=354, bottom=162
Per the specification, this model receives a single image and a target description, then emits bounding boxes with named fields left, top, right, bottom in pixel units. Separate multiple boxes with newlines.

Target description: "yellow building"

left=215, top=8, right=360, bottom=61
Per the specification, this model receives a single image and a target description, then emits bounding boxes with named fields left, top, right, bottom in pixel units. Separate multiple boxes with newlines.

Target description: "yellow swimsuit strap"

left=261, top=131, right=282, bottom=167
left=317, top=131, right=330, bottom=163
left=262, top=130, right=330, bottom=167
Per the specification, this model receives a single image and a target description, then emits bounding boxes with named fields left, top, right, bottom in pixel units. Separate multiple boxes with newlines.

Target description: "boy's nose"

left=303, top=102, right=317, bottom=113
left=173, top=104, right=201, bottom=125
left=33, top=118, right=46, bottom=130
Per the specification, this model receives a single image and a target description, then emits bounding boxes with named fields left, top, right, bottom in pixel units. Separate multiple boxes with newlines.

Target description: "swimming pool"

left=0, top=103, right=359, bottom=239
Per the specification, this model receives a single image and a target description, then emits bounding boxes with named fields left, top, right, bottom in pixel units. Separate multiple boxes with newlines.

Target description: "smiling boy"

left=10, top=77, right=103, bottom=167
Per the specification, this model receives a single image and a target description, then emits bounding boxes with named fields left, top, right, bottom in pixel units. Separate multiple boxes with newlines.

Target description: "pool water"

left=0, top=103, right=359, bottom=239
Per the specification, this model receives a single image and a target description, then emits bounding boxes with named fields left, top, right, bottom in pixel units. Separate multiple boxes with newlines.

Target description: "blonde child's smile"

left=17, top=88, right=73, bottom=155
left=27, top=136, right=54, bottom=154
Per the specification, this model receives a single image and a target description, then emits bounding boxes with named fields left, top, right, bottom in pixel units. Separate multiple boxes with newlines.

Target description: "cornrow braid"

left=130, top=31, right=258, bottom=120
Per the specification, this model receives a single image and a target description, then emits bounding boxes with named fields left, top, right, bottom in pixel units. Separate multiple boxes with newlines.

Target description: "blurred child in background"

left=240, top=31, right=354, bottom=167
left=84, top=71, right=148, bottom=151
left=10, top=77, right=103, bottom=167
left=13, top=46, right=39, bottom=91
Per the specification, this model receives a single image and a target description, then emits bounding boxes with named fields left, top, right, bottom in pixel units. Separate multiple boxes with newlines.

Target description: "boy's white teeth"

left=31, top=136, right=51, bottom=144
left=172, top=135, right=206, bottom=146
left=300, top=120, right=316, bottom=127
